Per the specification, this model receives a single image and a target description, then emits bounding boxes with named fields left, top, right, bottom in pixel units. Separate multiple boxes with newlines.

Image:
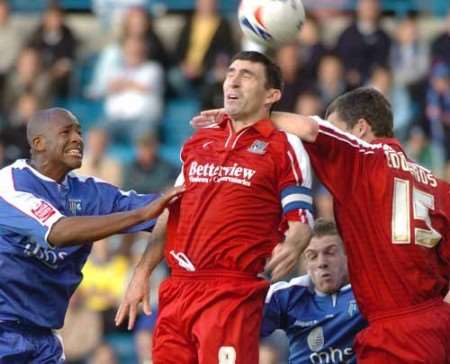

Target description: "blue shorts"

left=0, top=322, right=65, bottom=363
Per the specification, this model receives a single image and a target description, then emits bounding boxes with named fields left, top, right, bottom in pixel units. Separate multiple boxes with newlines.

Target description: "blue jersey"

left=262, top=275, right=367, bottom=364
left=0, top=160, right=159, bottom=329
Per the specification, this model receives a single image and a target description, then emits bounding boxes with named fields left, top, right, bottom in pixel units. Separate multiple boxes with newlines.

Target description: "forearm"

left=285, top=220, right=312, bottom=255
left=48, top=208, right=146, bottom=247
left=271, top=112, right=319, bottom=142
left=135, top=211, right=168, bottom=276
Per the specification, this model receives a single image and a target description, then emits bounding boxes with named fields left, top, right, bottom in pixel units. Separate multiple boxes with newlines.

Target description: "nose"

left=317, top=254, right=328, bottom=269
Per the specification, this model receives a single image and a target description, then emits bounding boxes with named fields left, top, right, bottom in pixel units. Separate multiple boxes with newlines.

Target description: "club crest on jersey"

left=307, top=326, right=325, bottom=352
left=347, top=299, right=358, bottom=317
left=68, top=199, right=82, bottom=215
left=248, top=140, right=268, bottom=155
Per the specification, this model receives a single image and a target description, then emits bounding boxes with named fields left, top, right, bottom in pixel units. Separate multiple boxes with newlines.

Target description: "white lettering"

left=187, top=161, right=256, bottom=187
left=309, top=346, right=353, bottom=364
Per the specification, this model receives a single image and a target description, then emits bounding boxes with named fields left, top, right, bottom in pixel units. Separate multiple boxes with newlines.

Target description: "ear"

left=353, top=118, right=371, bottom=139
left=265, top=88, right=282, bottom=107
left=32, top=135, right=46, bottom=152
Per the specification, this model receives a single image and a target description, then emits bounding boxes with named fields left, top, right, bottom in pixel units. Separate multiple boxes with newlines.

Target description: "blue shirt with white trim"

left=0, top=159, right=159, bottom=329
left=262, top=275, right=367, bottom=364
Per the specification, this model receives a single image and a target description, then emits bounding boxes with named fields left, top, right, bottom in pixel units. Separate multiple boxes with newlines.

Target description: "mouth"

left=226, top=93, right=240, bottom=102
left=65, top=147, right=83, bottom=159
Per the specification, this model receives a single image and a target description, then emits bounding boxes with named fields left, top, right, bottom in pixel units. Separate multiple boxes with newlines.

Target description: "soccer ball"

left=238, top=0, right=306, bottom=48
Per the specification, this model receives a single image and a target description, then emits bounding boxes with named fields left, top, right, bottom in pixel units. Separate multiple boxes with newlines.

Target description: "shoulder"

left=266, top=275, right=311, bottom=304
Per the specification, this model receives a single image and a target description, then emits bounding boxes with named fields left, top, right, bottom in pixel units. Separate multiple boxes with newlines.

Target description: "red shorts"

left=355, top=299, right=450, bottom=364
left=152, top=270, right=269, bottom=364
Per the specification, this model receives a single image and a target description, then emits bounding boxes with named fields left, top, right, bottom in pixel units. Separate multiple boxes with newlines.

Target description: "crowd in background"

left=0, top=0, right=448, bottom=362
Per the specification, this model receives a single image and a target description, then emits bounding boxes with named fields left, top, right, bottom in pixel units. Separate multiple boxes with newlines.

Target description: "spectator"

left=28, top=3, right=78, bottom=98
left=79, top=239, right=130, bottom=335
left=0, top=92, right=39, bottom=163
left=170, top=0, right=236, bottom=94
left=431, top=10, right=450, bottom=67
left=2, top=47, right=54, bottom=111
left=99, top=34, right=165, bottom=145
left=316, top=53, right=347, bottom=105
left=390, top=15, right=430, bottom=89
left=0, top=0, right=26, bottom=98
left=88, top=5, right=168, bottom=100
left=336, top=0, right=391, bottom=88
left=293, top=91, right=325, bottom=117
left=200, top=53, right=229, bottom=109
left=76, top=127, right=123, bottom=186
left=367, top=66, right=413, bottom=142
left=297, top=16, right=328, bottom=87
left=122, top=134, right=177, bottom=194
left=88, top=343, right=119, bottom=364
left=425, top=62, right=450, bottom=181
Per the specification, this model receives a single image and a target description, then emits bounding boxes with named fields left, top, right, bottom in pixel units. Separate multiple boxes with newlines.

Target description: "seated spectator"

left=170, top=0, right=236, bottom=94
left=200, top=53, right=229, bottom=110
left=296, top=16, right=328, bottom=88
left=27, top=3, right=78, bottom=98
left=97, top=34, right=164, bottom=145
left=336, top=0, right=391, bottom=88
left=390, top=15, right=429, bottom=89
left=294, top=91, right=325, bottom=117
left=76, top=127, right=123, bottom=186
left=2, top=47, right=54, bottom=111
left=0, top=0, right=26, bottom=102
left=88, top=343, right=119, bottom=364
left=0, top=92, right=39, bottom=164
left=275, top=44, right=305, bottom=112
left=122, top=134, right=177, bottom=194
left=425, top=62, right=450, bottom=181
left=88, top=5, right=168, bottom=100
left=79, top=239, right=130, bottom=336
left=316, top=53, right=347, bottom=106
left=367, top=66, right=413, bottom=143
left=431, top=10, right=450, bottom=67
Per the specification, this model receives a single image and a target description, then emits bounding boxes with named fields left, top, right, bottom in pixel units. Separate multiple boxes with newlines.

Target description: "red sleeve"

left=304, top=117, right=384, bottom=204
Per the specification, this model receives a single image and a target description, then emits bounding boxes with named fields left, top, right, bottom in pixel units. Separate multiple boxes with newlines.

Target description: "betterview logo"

left=188, top=161, right=256, bottom=186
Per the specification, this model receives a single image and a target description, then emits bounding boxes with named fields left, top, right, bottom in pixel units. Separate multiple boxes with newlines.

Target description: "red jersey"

left=166, top=117, right=313, bottom=275
left=305, top=117, right=450, bottom=320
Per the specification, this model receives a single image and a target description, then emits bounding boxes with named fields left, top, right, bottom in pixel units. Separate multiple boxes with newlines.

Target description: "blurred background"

left=0, top=0, right=448, bottom=363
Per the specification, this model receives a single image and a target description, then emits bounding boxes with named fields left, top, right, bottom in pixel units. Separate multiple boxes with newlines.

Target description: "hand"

left=190, top=109, right=225, bottom=129
left=115, top=265, right=151, bottom=330
left=265, top=242, right=301, bottom=282
left=143, top=186, right=184, bottom=220
left=445, top=290, right=450, bottom=304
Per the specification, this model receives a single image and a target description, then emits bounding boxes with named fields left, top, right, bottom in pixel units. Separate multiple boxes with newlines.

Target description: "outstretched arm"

left=115, top=211, right=168, bottom=330
left=48, top=186, right=182, bottom=247
left=270, top=112, right=319, bottom=143
left=190, top=109, right=320, bottom=142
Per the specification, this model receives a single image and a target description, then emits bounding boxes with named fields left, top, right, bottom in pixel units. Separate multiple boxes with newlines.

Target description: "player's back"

left=306, top=120, right=449, bottom=320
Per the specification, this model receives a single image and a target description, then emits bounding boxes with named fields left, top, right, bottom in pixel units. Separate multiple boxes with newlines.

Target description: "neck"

left=229, top=110, right=269, bottom=133
left=30, top=158, right=68, bottom=183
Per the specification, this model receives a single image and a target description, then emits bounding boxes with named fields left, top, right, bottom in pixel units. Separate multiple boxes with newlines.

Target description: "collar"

left=372, top=137, right=404, bottom=151
left=219, top=114, right=275, bottom=138
left=21, top=159, right=69, bottom=186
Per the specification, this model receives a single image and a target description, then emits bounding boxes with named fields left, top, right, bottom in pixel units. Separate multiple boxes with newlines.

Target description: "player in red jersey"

left=192, top=87, right=450, bottom=363
left=116, top=51, right=313, bottom=364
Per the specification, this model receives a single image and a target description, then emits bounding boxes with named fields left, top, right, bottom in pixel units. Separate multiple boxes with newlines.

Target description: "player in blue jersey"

left=261, top=219, right=366, bottom=364
left=0, top=108, right=182, bottom=363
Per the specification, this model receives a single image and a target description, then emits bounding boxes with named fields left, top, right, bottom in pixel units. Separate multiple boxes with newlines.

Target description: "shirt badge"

left=68, top=199, right=82, bottom=215
left=248, top=140, right=268, bottom=155
left=347, top=299, right=359, bottom=317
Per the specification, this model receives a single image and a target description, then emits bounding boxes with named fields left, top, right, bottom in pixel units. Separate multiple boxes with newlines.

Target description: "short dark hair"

left=325, top=87, right=394, bottom=138
left=311, top=218, right=339, bottom=239
left=231, top=51, right=284, bottom=92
